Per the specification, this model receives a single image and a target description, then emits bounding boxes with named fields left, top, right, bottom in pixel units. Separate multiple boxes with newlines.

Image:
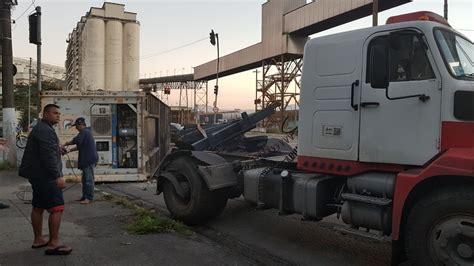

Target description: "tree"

left=14, top=80, right=63, bottom=130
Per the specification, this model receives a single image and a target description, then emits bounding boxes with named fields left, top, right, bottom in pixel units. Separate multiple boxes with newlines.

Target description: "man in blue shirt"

left=63, top=117, right=98, bottom=204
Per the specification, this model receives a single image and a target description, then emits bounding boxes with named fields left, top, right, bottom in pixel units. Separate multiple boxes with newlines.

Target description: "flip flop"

left=44, top=245, right=72, bottom=255
left=31, top=243, right=48, bottom=249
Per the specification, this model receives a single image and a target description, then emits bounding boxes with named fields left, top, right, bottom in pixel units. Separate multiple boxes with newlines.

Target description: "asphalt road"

left=101, top=181, right=393, bottom=266
left=0, top=172, right=253, bottom=266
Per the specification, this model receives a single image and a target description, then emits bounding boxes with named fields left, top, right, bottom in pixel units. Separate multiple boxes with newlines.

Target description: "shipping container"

left=40, top=90, right=170, bottom=182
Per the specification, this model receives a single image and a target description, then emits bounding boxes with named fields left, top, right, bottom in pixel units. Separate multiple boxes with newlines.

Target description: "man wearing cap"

left=63, top=117, right=98, bottom=204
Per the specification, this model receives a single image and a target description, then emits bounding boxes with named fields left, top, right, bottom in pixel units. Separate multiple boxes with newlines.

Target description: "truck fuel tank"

left=242, top=168, right=345, bottom=220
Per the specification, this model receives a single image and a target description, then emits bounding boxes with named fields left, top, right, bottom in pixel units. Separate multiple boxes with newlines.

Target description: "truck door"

left=299, top=35, right=363, bottom=161
left=359, top=31, right=442, bottom=166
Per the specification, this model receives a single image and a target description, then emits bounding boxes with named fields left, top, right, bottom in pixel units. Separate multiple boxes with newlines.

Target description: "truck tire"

left=162, top=156, right=227, bottom=225
left=404, top=186, right=474, bottom=266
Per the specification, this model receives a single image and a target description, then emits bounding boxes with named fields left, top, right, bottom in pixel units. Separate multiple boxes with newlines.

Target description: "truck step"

left=335, top=226, right=387, bottom=241
left=341, top=193, right=392, bottom=206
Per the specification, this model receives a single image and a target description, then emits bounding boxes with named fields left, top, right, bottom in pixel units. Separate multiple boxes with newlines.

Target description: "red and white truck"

left=156, top=12, right=474, bottom=265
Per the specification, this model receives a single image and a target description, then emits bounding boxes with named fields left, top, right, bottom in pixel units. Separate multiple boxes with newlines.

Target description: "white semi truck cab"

left=156, top=12, right=473, bottom=265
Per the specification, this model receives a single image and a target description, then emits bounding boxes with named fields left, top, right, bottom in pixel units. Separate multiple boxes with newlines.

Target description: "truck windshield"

left=434, top=29, right=474, bottom=80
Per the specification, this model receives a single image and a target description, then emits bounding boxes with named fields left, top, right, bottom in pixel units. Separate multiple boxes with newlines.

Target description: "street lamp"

left=210, top=29, right=220, bottom=124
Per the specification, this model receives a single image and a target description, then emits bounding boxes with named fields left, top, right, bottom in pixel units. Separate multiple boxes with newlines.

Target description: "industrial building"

left=65, top=2, right=140, bottom=92
left=11, top=57, right=65, bottom=85
left=0, top=58, right=65, bottom=137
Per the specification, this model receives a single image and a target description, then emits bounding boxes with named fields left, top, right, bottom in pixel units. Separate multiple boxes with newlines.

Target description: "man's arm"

left=64, top=134, right=80, bottom=146
left=63, top=131, right=84, bottom=151
left=37, top=128, right=63, bottom=180
left=68, top=146, right=78, bottom=152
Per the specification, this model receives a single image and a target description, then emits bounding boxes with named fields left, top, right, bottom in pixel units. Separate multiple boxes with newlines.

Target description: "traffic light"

left=209, top=30, right=216, bottom=46
left=213, top=85, right=218, bottom=95
left=28, top=8, right=41, bottom=45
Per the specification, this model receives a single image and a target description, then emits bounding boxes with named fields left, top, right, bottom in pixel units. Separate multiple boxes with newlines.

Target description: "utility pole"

left=253, top=69, right=259, bottom=113
left=29, top=6, right=41, bottom=113
left=444, top=0, right=448, bottom=20
left=372, top=0, right=379, bottom=26
left=1, top=0, right=18, bottom=166
left=35, top=6, right=41, bottom=93
left=209, top=29, right=219, bottom=124
left=28, top=57, right=32, bottom=127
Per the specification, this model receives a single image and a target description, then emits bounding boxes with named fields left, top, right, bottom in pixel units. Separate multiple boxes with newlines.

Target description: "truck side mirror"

left=369, top=40, right=390, bottom=89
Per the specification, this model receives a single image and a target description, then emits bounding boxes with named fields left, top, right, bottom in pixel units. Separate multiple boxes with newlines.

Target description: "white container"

left=40, top=90, right=171, bottom=182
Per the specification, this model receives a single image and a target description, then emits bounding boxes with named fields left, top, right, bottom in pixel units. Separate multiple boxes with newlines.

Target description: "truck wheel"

left=404, top=186, right=474, bottom=266
left=162, top=156, right=227, bottom=225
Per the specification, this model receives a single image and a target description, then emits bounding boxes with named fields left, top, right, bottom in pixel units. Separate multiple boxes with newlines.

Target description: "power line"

left=456, top=28, right=474, bottom=32
left=14, top=0, right=35, bottom=22
left=81, top=36, right=208, bottom=67
left=11, top=0, right=35, bottom=31
left=140, top=36, right=208, bottom=60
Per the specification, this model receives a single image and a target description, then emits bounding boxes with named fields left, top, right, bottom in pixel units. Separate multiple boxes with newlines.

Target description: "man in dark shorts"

left=19, top=104, right=72, bottom=255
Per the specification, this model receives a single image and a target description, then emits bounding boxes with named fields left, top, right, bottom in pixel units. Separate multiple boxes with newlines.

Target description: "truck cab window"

left=435, top=29, right=474, bottom=79
left=367, top=33, right=435, bottom=83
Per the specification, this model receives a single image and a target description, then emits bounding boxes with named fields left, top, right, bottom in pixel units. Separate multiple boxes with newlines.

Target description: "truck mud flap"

left=197, top=163, right=238, bottom=190
left=157, top=150, right=239, bottom=191
left=192, top=151, right=239, bottom=190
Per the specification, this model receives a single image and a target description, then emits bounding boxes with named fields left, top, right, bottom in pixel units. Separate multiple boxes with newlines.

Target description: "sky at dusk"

left=10, top=0, right=474, bottom=110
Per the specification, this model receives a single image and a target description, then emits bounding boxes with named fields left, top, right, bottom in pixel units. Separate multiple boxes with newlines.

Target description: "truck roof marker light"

left=386, top=11, right=450, bottom=27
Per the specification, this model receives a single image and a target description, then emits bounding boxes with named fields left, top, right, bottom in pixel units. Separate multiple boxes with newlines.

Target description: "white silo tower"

left=105, top=20, right=123, bottom=91
left=82, top=18, right=105, bottom=91
left=66, top=3, right=140, bottom=92
left=123, top=22, right=140, bottom=91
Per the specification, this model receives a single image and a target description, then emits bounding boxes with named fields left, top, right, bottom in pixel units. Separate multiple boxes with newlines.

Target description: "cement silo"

left=105, top=20, right=123, bottom=91
left=66, top=3, right=140, bottom=92
left=82, top=18, right=105, bottom=91
left=123, top=22, right=140, bottom=91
